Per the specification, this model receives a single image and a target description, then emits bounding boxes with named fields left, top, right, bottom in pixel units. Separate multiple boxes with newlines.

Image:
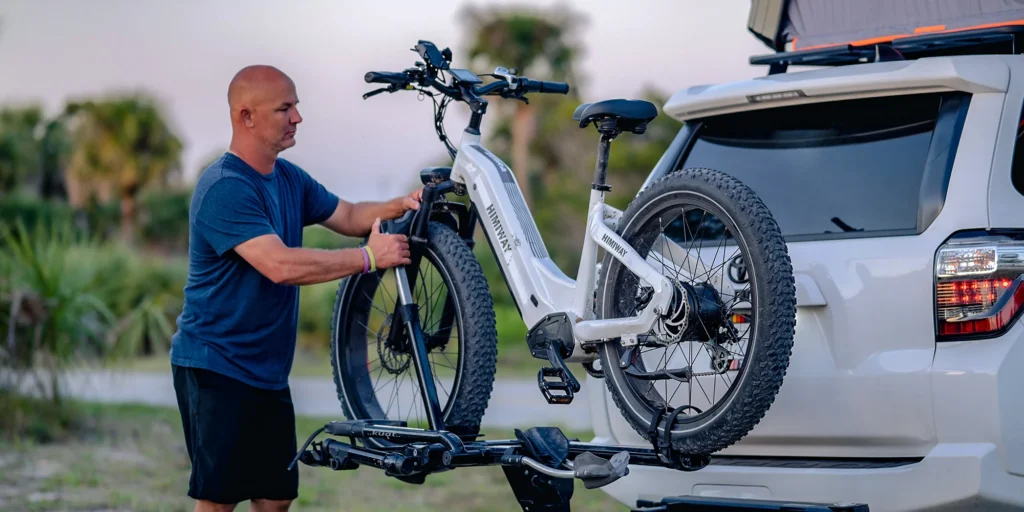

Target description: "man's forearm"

left=270, top=246, right=367, bottom=286
left=347, top=199, right=403, bottom=236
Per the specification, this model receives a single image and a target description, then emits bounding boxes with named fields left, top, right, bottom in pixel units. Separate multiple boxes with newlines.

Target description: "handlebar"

left=519, top=78, right=570, bottom=95
left=365, top=71, right=411, bottom=86
left=362, top=40, right=571, bottom=160
left=362, top=65, right=570, bottom=104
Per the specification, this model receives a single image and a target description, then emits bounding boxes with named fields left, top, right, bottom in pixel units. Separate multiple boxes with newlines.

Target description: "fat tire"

left=597, top=167, right=796, bottom=455
left=329, top=221, right=498, bottom=444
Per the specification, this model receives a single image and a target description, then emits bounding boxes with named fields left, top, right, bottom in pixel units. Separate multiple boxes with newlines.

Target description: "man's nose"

left=291, top=108, right=302, bottom=124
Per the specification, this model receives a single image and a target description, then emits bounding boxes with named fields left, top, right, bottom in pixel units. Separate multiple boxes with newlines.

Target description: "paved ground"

left=42, top=370, right=594, bottom=431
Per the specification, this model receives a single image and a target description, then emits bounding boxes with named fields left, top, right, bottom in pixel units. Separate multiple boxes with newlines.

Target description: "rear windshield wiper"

left=831, top=217, right=863, bottom=232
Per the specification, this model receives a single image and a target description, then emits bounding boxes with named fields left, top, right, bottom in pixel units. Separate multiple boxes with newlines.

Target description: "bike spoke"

left=613, top=201, right=760, bottom=424
left=364, top=291, right=390, bottom=319
left=407, top=379, right=420, bottom=424
left=372, top=367, right=393, bottom=394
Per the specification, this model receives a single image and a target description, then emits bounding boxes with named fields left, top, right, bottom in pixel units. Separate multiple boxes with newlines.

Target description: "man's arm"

left=234, top=218, right=412, bottom=285
left=233, top=234, right=365, bottom=285
left=318, top=197, right=402, bottom=237
left=295, top=161, right=422, bottom=237
left=195, top=176, right=411, bottom=286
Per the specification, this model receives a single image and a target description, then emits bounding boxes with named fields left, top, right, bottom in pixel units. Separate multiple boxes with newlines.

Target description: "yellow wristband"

left=365, top=245, right=376, bottom=272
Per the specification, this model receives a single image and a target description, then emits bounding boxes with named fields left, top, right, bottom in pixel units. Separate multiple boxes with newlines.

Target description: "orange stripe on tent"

left=793, top=19, right=1024, bottom=51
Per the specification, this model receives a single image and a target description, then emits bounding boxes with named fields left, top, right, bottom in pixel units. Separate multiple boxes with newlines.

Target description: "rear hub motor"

left=654, top=281, right=728, bottom=344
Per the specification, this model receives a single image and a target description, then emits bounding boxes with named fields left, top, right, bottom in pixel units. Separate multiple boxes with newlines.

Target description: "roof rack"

left=751, top=25, right=1024, bottom=75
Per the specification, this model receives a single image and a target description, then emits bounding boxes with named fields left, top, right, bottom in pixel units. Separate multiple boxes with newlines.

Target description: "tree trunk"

left=120, top=193, right=136, bottom=247
left=511, top=103, right=535, bottom=206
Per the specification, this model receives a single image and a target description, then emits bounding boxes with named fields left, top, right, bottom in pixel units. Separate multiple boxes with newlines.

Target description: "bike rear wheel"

left=330, top=221, right=498, bottom=447
left=596, top=167, right=796, bottom=455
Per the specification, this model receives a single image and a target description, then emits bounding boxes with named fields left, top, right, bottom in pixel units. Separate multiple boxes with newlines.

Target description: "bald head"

left=227, top=65, right=303, bottom=155
left=228, top=65, right=294, bottom=114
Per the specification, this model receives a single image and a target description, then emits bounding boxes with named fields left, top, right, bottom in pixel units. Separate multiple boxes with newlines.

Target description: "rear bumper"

left=585, top=322, right=1024, bottom=511
left=593, top=440, right=1023, bottom=512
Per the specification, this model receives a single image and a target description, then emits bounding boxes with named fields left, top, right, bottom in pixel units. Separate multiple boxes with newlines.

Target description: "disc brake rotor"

left=377, top=313, right=411, bottom=374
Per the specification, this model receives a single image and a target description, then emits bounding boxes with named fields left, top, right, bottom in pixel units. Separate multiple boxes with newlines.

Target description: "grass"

left=110, top=304, right=550, bottom=382
left=114, top=345, right=548, bottom=381
left=0, top=397, right=629, bottom=512
left=109, top=347, right=556, bottom=386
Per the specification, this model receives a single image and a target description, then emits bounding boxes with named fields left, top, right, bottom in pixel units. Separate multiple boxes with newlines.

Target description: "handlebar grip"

left=520, top=78, right=570, bottom=95
left=365, top=71, right=409, bottom=85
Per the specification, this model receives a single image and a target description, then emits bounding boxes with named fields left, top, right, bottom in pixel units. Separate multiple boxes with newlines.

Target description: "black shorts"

left=172, top=364, right=299, bottom=504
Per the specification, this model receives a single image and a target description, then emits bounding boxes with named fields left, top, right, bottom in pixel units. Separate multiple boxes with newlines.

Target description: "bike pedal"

left=538, top=367, right=578, bottom=404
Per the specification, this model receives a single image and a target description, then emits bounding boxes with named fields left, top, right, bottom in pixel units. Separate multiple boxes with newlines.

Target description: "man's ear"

left=240, top=107, right=254, bottom=127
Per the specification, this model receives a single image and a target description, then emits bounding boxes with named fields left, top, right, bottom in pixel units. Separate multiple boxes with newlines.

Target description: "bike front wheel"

left=596, top=167, right=796, bottom=455
left=329, top=221, right=498, bottom=447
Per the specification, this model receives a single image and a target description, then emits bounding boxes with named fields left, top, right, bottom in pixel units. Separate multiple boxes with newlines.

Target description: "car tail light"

left=935, top=236, right=1024, bottom=340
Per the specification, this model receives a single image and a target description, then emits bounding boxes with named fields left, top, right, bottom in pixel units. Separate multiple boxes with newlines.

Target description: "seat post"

left=592, top=118, right=620, bottom=192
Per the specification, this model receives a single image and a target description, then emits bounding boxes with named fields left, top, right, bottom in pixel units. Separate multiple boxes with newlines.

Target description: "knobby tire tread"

left=598, top=167, right=796, bottom=455
left=330, top=221, right=498, bottom=440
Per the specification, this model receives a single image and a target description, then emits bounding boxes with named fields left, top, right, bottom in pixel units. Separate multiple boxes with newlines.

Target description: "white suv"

left=587, top=45, right=1024, bottom=511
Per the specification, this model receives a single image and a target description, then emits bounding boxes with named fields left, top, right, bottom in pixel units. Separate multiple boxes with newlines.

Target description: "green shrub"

left=303, top=224, right=361, bottom=250
left=298, top=281, right=337, bottom=350
left=0, top=388, right=85, bottom=444
left=0, top=218, right=191, bottom=411
left=76, top=244, right=187, bottom=356
left=0, top=220, right=116, bottom=405
left=0, top=194, right=76, bottom=234
left=138, top=187, right=192, bottom=252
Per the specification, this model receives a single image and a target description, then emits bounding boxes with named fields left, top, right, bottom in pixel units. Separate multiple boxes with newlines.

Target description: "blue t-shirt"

left=169, top=152, right=339, bottom=390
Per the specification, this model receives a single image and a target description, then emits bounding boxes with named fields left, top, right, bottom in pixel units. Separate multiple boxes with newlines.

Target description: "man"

left=169, top=64, right=421, bottom=512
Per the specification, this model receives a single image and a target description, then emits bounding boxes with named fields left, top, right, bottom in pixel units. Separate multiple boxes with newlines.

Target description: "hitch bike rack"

left=290, top=419, right=869, bottom=512
left=299, top=182, right=870, bottom=510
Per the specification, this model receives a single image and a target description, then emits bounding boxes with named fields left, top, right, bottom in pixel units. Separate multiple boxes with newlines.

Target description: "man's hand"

left=319, top=187, right=425, bottom=239
left=366, top=218, right=412, bottom=269
left=399, top=187, right=423, bottom=212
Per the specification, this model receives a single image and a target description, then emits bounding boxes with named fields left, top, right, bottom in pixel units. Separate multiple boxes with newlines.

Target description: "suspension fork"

left=384, top=181, right=460, bottom=431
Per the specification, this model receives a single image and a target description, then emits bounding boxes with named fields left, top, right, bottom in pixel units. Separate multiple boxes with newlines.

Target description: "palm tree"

left=0, top=105, right=72, bottom=200
left=459, top=2, right=586, bottom=206
left=63, top=95, right=183, bottom=246
left=0, top=105, right=45, bottom=195
left=38, top=118, right=71, bottom=200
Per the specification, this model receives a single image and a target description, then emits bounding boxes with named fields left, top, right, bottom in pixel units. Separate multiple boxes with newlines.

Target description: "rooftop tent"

left=748, top=0, right=1024, bottom=52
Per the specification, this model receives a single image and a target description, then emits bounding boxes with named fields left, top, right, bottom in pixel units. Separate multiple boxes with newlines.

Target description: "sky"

left=0, top=0, right=771, bottom=202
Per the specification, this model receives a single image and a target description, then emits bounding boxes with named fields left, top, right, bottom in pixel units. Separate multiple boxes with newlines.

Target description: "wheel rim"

left=601, top=190, right=758, bottom=433
left=335, top=247, right=465, bottom=429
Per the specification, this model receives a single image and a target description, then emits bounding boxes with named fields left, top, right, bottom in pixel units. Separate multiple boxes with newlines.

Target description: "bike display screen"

left=449, top=68, right=482, bottom=84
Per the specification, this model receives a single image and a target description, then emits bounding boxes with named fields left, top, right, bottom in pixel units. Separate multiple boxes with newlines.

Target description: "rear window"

left=679, top=92, right=969, bottom=241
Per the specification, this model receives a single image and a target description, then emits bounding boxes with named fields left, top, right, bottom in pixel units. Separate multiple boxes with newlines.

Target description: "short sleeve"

left=297, top=166, right=340, bottom=226
left=194, top=178, right=277, bottom=256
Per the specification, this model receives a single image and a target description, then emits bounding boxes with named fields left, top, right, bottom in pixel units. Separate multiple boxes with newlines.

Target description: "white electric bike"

left=329, top=41, right=796, bottom=460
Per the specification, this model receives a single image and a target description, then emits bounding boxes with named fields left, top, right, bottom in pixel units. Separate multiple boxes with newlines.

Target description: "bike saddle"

left=572, top=99, right=658, bottom=134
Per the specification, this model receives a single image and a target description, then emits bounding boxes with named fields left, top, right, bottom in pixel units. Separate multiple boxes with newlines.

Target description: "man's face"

left=248, top=77, right=302, bottom=152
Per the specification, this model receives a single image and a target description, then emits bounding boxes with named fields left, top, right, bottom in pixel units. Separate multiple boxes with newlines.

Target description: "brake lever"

left=363, top=87, right=390, bottom=100
left=499, top=89, right=528, bottom=104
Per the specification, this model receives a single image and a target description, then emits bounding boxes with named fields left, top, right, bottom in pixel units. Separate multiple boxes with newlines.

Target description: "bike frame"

left=371, top=56, right=681, bottom=430
left=445, top=129, right=675, bottom=359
